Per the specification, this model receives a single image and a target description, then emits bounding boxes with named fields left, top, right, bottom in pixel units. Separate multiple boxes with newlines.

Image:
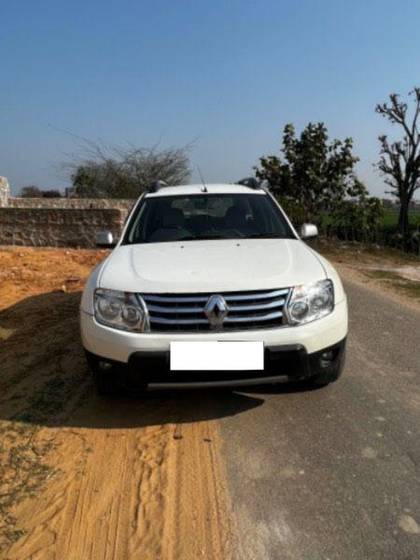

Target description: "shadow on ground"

left=0, top=291, right=264, bottom=429
left=0, top=290, right=316, bottom=430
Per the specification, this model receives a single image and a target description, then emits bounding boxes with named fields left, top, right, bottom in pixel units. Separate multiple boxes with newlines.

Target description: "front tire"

left=303, top=369, right=338, bottom=388
left=93, top=370, right=119, bottom=396
left=85, top=351, right=119, bottom=396
left=303, top=343, right=346, bottom=388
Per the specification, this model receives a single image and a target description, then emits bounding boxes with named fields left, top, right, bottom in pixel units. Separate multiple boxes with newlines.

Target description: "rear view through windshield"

left=124, top=193, right=295, bottom=244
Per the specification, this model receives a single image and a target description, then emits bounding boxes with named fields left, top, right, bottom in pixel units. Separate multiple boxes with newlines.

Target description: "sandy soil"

left=0, top=247, right=232, bottom=560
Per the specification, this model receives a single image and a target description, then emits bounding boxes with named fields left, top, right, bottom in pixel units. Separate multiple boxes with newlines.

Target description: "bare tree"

left=376, top=88, right=420, bottom=235
left=66, top=141, right=191, bottom=198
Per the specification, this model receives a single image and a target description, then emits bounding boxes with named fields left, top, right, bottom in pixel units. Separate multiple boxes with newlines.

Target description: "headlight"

left=286, top=279, right=334, bottom=325
left=94, top=289, right=149, bottom=332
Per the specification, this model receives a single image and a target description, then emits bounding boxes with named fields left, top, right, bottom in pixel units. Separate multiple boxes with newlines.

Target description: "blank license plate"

left=170, top=341, right=264, bottom=371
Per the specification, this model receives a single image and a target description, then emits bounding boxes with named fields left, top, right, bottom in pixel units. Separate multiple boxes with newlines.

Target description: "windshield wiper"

left=244, top=233, right=288, bottom=239
left=199, top=234, right=236, bottom=240
left=177, top=233, right=238, bottom=241
left=173, top=233, right=288, bottom=241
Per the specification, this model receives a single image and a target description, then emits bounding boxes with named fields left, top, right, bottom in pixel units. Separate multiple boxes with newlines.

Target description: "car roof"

left=145, top=183, right=266, bottom=198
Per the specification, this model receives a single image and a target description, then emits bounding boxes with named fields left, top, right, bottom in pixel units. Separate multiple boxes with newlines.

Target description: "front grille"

left=141, top=288, right=290, bottom=332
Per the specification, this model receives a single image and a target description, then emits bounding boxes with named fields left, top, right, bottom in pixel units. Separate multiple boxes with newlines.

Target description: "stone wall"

left=0, top=208, right=124, bottom=248
left=8, top=197, right=134, bottom=213
left=0, top=176, right=138, bottom=247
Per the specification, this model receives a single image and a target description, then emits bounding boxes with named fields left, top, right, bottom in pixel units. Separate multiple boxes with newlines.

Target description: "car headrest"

left=162, top=207, right=184, bottom=228
left=225, top=206, right=246, bottom=228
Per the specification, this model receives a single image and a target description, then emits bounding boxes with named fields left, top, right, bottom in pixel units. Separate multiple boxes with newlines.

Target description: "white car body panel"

left=145, top=184, right=266, bottom=197
left=93, top=239, right=332, bottom=297
left=81, top=242, right=346, bottom=314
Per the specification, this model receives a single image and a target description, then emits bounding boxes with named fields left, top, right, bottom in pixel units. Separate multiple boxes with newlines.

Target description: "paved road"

left=219, top=279, right=420, bottom=560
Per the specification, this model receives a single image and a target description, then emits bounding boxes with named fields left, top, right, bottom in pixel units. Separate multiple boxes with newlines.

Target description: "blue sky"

left=1, top=0, right=420, bottom=196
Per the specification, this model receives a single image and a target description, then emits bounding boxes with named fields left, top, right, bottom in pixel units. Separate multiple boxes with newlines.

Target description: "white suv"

left=80, top=182, right=347, bottom=394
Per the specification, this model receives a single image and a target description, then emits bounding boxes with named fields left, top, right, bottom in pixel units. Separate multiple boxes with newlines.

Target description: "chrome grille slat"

left=141, top=288, right=290, bottom=332
left=224, top=289, right=288, bottom=301
left=228, top=299, right=285, bottom=312
left=143, top=288, right=289, bottom=304
left=151, top=317, right=209, bottom=325
left=147, top=304, right=204, bottom=314
left=143, top=295, right=209, bottom=303
left=225, top=310, right=283, bottom=323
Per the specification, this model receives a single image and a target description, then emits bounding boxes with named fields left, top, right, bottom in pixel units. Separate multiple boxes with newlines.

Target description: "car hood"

left=98, top=239, right=326, bottom=293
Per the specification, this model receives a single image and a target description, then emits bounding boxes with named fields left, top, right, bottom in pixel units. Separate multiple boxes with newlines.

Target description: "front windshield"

left=124, top=193, right=295, bottom=244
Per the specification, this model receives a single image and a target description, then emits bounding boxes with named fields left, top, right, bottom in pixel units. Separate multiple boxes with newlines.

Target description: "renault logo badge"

left=204, top=295, right=229, bottom=328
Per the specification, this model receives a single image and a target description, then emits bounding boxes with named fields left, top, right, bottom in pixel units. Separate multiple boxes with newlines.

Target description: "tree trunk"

left=398, top=198, right=410, bottom=236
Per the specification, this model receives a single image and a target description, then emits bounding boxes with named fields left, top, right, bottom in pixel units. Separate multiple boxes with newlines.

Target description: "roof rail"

left=237, top=177, right=271, bottom=191
left=148, top=180, right=168, bottom=193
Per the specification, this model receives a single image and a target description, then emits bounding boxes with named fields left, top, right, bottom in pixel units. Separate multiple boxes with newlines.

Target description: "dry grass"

left=310, top=238, right=420, bottom=307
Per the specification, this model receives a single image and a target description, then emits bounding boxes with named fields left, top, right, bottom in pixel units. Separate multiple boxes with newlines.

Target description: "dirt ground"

left=0, top=248, right=232, bottom=560
left=311, top=239, right=420, bottom=310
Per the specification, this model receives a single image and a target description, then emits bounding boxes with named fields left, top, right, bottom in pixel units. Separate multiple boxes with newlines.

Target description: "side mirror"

left=300, top=223, right=318, bottom=239
left=96, top=231, right=116, bottom=248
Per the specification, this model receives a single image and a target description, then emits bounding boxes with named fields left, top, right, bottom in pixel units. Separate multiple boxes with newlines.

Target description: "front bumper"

left=81, top=299, right=348, bottom=389
left=85, top=338, right=346, bottom=389
left=80, top=299, right=348, bottom=363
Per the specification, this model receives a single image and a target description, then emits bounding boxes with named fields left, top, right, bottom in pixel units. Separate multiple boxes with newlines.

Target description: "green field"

left=382, top=210, right=420, bottom=229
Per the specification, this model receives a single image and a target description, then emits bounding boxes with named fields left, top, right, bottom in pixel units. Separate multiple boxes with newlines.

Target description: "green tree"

left=329, top=192, right=383, bottom=242
left=20, top=185, right=42, bottom=198
left=376, top=88, right=420, bottom=236
left=42, top=189, right=62, bottom=198
left=255, top=122, right=367, bottom=223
